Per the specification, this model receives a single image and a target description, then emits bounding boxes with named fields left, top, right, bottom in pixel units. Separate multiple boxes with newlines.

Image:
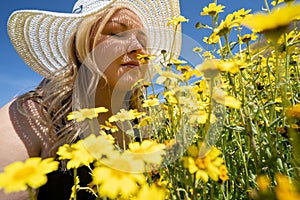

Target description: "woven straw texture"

left=7, top=0, right=181, bottom=78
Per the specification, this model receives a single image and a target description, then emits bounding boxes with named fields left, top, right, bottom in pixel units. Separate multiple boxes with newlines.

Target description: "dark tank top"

left=37, top=166, right=95, bottom=200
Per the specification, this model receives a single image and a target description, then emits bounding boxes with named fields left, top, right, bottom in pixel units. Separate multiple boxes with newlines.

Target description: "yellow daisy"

left=241, top=3, right=300, bottom=41
left=167, top=15, right=189, bottom=26
left=92, top=153, right=146, bottom=199
left=67, top=107, right=108, bottom=122
left=201, top=3, right=225, bottom=16
left=0, top=157, right=59, bottom=193
left=137, top=53, right=155, bottom=64
left=127, top=140, right=166, bottom=165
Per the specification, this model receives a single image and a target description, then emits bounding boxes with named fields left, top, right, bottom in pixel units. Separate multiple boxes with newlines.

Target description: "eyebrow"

left=106, top=21, right=147, bottom=37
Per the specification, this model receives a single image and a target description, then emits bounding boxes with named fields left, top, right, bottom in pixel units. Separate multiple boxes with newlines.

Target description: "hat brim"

left=7, top=0, right=182, bottom=78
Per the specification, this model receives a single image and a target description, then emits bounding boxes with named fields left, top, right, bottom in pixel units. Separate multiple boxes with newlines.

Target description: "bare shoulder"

left=0, top=100, right=32, bottom=199
left=0, top=100, right=31, bottom=167
left=0, top=98, right=55, bottom=167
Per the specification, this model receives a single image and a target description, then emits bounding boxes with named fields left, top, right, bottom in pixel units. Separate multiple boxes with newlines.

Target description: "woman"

left=0, top=0, right=181, bottom=199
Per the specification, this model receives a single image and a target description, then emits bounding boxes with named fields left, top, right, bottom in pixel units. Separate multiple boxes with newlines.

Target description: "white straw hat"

left=7, top=0, right=182, bottom=78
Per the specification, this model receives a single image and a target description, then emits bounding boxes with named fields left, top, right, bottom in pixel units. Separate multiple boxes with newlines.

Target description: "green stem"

left=73, top=168, right=78, bottom=200
left=264, top=0, right=271, bottom=14
left=224, top=34, right=234, bottom=58
left=28, top=187, right=37, bottom=200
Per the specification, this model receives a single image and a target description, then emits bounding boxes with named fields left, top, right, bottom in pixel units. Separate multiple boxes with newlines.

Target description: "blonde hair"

left=16, top=6, right=143, bottom=156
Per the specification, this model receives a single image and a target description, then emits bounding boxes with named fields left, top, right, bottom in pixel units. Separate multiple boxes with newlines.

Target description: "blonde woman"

left=0, top=0, right=182, bottom=199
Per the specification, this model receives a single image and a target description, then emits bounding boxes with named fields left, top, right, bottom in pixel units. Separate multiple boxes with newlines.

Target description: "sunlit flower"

left=201, top=3, right=225, bottom=16
left=109, top=109, right=146, bottom=122
left=137, top=53, right=155, bottom=64
left=92, top=153, right=146, bottom=199
left=217, top=60, right=240, bottom=74
left=142, top=98, right=160, bottom=107
left=67, top=107, right=108, bottom=122
left=100, top=121, right=119, bottom=133
left=271, top=0, right=285, bottom=6
left=202, top=51, right=214, bottom=59
left=0, top=157, right=59, bottom=193
left=171, top=58, right=187, bottom=65
left=57, top=134, right=115, bottom=169
left=132, top=184, right=167, bottom=200
left=238, top=33, right=258, bottom=44
left=212, top=14, right=238, bottom=37
left=213, top=88, right=241, bottom=109
left=219, top=165, right=229, bottom=182
left=182, top=143, right=227, bottom=182
left=275, top=173, right=300, bottom=200
left=196, top=59, right=220, bottom=79
left=286, top=104, right=300, bottom=119
left=167, top=15, right=189, bottom=26
left=127, top=140, right=166, bottom=165
left=203, top=35, right=220, bottom=44
left=135, top=116, right=152, bottom=128
left=256, top=175, right=271, bottom=192
left=241, top=3, right=300, bottom=41
left=193, top=46, right=203, bottom=52
left=154, top=65, right=185, bottom=85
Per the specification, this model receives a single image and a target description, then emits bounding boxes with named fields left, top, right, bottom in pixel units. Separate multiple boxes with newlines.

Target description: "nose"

left=126, top=34, right=145, bottom=55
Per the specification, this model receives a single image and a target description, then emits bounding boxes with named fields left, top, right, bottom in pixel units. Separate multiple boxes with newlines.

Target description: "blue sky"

left=0, top=0, right=280, bottom=107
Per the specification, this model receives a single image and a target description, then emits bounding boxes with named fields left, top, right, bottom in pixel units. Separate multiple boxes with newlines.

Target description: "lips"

left=121, top=60, right=140, bottom=69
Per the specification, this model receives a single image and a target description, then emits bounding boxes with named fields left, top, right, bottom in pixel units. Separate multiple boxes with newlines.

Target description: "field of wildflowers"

left=0, top=0, right=300, bottom=199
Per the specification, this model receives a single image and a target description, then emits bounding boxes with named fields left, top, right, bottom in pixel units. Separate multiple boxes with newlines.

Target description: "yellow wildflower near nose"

left=137, top=53, right=155, bottom=64
left=67, top=107, right=108, bottom=122
left=241, top=3, right=300, bottom=42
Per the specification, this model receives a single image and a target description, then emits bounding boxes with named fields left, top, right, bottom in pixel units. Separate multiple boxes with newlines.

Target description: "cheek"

left=93, top=38, right=127, bottom=72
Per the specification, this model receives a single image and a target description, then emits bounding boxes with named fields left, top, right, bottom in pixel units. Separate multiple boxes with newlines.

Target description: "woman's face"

left=93, top=8, right=148, bottom=91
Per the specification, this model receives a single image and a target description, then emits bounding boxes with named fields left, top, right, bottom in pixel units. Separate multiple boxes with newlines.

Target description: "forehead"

left=107, top=8, right=144, bottom=29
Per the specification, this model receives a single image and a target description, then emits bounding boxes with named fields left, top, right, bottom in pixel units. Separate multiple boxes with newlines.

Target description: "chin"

left=113, top=65, right=147, bottom=91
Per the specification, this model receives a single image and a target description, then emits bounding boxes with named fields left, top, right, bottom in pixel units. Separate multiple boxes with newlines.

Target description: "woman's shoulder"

left=0, top=98, right=53, bottom=162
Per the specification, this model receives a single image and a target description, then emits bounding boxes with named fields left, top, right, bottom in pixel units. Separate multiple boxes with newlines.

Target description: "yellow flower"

left=142, top=98, right=160, bottom=107
left=100, top=121, right=119, bottom=133
left=0, top=157, right=59, bottom=193
left=196, top=59, right=220, bottom=79
left=67, top=107, right=108, bottom=122
left=213, top=88, right=241, bottom=109
left=167, top=15, right=189, bottom=26
left=286, top=104, right=300, bottom=119
left=136, top=116, right=152, bottom=128
left=127, top=140, right=166, bottom=165
left=57, top=134, right=115, bottom=169
left=238, top=33, right=258, bottom=44
left=171, top=58, right=187, bottom=65
left=256, top=175, right=270, bottom=192
left=109, top=109, right=146, bottom=122
left=212, top=14, right=238, bottom=37
left=202, top=51, right=214, bottom=59
left=132, top=184, right=167, bottom=200
left=92, top=153, right=146, bottom=199
left=241, top=3, right=300, bottom=41
left=201, top=3, right=225, bottom=16
left=193, top=46, right=203, bottom=53
left=271, top=0, right=285, bottom=6
left=137, top=53, right=155, bottom=64
left=154, top=65, right=185, bottom=85
left=275, top=173, right=300, bottom=200
left=182, top=143, right=227, bottom=183
left=203, top=35, right=220, bottom=44
left=217, top=60, right=240, bottom=74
